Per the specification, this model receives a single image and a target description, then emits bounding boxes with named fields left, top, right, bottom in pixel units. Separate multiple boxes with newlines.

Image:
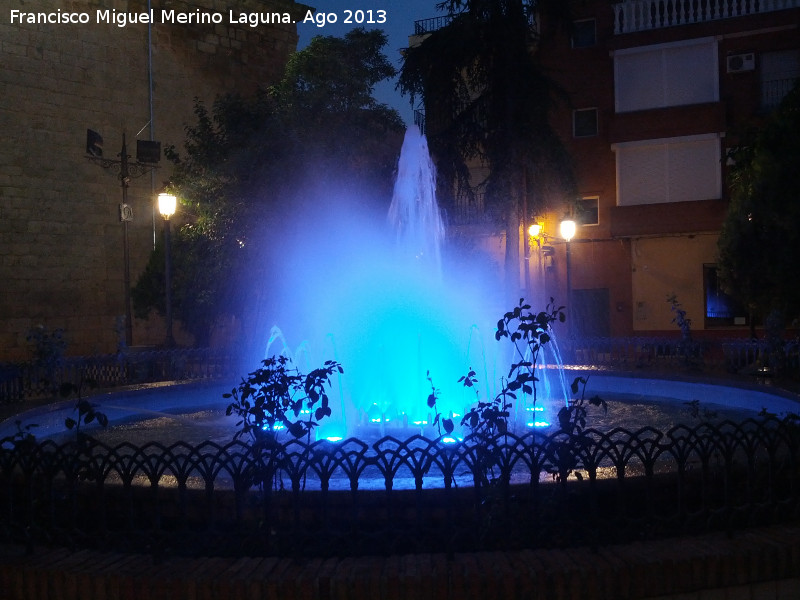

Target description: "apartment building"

left=538, top=0, right=799, bottom=337
left=412, top=0, right=799, bottom=337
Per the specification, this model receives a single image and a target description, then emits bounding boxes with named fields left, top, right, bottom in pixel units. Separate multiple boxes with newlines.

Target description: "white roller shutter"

left=615, top=38, right=718, bottom=113
left=616, top=134, right=721, bottom=206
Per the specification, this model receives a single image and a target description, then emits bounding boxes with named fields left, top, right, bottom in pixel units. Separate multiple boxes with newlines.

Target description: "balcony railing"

left=613, top=0, right=800, bottom=34
left=762, top=76, right=799, bottom=110
left=413, top=15, right=456, bottom=35
left=414, top=10, right=537, bottom=36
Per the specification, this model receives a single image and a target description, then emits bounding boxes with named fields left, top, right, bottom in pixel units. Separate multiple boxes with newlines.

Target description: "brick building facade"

left=0, top=0, right=304, bottom=361
left=412, top=0, right=799, bottom=339
left=536, top=0, right=799, bottom=338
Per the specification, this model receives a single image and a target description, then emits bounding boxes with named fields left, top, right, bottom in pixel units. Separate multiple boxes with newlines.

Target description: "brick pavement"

left=1, top=523, right=799, bottom=599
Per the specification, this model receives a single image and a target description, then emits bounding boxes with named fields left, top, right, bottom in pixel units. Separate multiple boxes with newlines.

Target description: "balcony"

left=413, top=15, right=456, bottom=35
left=613, top=0, right=800, bottom=34
left=413, top=11, right=537, bottom=36
left=762, top=76, right=799, bottom=110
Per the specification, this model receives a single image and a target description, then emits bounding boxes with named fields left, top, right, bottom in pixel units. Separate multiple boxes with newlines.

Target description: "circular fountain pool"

left=3, top=372, right=800, bottom=558
left=3, top=373, right=798, bottom=446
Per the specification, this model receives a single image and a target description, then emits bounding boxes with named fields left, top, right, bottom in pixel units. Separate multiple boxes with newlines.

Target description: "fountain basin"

left=2, top=372, right=798, bottom=443
left=3, top=372, right=800, bottom=559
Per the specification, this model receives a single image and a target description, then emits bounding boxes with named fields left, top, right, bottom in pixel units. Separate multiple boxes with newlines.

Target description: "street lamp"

left=526, top=221, right=550, bottom=300
left=157, top=193, right=177, bottom=347
left=85, top=129, right=161, bottom=347
left=560, top=219, right=576, bottom=338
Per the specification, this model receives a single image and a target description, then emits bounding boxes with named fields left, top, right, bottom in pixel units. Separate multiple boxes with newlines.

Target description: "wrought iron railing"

left=414, top=10, right=538, bottom=36
left=762, top=77, right=799, bottom=111
left=613, top=0, right=800, bottom=34
left=0, top=347, right=236, bottom=404
left=2, top=337, right=797, bottom=405
left=414, top=15, right=456, bottom=36
left=2, top=418, right=799, bottom=557
left=558, top=336, right=800, bottom=376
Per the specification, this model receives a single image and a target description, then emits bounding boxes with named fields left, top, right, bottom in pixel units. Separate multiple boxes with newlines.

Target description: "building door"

left=572, top=288, right=610, bottom=338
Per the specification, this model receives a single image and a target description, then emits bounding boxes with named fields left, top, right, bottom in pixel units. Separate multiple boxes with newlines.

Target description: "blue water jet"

left=259, top=126, right=568, bottom=438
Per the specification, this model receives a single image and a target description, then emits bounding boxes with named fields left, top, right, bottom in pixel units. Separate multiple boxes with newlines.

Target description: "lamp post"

left=527, top=222, right=544, bottom=299
left=157, top=193, right=177, bottom=347
left=120, top=135, right=134, bottom=347
left=85, top=129, right=160, bottom=347
left=560, top=219, right=576, bottom=338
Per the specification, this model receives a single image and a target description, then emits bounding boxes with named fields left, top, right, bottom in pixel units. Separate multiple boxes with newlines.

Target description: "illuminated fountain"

left=260, top=126, right=570, bottom=440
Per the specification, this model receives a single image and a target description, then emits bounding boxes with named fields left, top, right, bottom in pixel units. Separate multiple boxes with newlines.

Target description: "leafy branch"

left=426, top=370, right=454, bottom=436
left=225, top=355, right=343, bottom=443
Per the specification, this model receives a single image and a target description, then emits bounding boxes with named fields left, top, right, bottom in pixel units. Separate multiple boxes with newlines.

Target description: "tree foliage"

left=398, top=0, right=576, bottom=294
left=133, top=29, right=404, bottom=344
left=717, top=83, right=800, bottom=329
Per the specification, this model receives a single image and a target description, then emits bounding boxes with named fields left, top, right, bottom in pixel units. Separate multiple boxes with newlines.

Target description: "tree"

left=717, top=83, right=800, bottom=334
left=133, top=29, right=404, bottom=345
left=398, top=0, right=575, bottom=296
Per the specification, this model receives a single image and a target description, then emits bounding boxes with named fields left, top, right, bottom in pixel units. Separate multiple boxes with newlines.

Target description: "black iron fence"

left=2, top=337, right=797, bottom=406
left=561, top=336, right=800, bottom=376
left=0, top=347, right=236, bottom=405
left=2, top=418, right=799, bottom=558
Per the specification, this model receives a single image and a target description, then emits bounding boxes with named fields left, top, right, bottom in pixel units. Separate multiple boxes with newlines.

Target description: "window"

left=572, top=19, right=596, bottom=48
left=761, top=50, right=800, bottom=110
left=573, top=108, right=598, bottom=137
left=614, top=38, right=718, bottom=113
left=614, top=134, right=721, bottom=206
left=704, top=265, right=748, bottom=327
left=576, top=197, right=599, bottom=226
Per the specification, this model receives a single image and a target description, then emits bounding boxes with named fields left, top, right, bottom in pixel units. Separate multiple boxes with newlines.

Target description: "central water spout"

left=261, top=125, right=565, bottom=440
left=388, top=125, right=444, bottom=276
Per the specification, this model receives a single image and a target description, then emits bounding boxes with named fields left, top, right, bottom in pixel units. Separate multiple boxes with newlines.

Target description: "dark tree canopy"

left=398, top=0, right=575, bottom=294
left=133, top=29, right=404, bottom=345
left=717, top=83, right=800, bottom=330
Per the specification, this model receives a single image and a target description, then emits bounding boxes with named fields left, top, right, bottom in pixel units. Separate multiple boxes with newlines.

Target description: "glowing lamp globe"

left=560, top=219, right=576, bottom=242
left=158, top=193, right=177, bottom=219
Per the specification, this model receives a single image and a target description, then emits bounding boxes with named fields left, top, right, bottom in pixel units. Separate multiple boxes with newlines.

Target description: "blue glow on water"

left=257, top=126, right=569, bottom=437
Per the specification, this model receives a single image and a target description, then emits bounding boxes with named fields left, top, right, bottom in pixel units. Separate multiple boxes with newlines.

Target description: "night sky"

left=296, top=0, right=442, bottom=124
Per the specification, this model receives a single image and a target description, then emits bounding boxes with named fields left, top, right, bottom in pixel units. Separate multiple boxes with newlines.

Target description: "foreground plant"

left=461, top=298, right=566, bottom=436
left=225, top=355, right=343, bottom=442
left=667, top=293, right=702, bottom=368
left=61, top=378, right=107, bottom=438
left=547, top=376, right=607, bottom=483
left=426, top=370, right=454, bottom=436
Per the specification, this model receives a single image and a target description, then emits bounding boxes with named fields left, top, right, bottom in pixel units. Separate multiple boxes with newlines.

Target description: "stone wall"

left=0, top=0, right=303, bottom=361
